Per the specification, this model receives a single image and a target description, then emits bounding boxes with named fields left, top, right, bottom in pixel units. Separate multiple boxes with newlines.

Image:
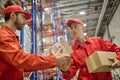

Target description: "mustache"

left=14, top=20, right=21, bottom=25
left=14, top=21, right=25, bottom=26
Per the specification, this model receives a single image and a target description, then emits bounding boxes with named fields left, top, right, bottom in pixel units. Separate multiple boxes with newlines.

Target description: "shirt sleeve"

left=0, top=35, right=57, bottom=71
left=62, top=58, right=78, bottom=80
left=98, top=37, right=120, bottom=60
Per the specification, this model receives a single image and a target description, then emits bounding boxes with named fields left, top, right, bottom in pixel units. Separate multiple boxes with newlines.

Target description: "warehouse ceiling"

left=57, top=0, right=104, bottom=37
left=0, top=0, right=119, bottom=37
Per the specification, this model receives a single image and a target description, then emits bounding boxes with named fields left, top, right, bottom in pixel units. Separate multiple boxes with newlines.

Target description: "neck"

left=3, top=20, right=16, bottom=32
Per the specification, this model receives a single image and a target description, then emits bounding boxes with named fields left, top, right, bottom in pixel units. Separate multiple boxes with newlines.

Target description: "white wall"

left=103, top=27, right=109, bottom=41
left=103, top=4, right=120, bottom=46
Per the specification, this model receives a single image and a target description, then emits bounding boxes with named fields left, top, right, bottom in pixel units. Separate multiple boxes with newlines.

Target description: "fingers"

left=108, top=57, right=115, bottom=61
left=57, top=56, right=70, bottom=66
left=108, top=57, right=115, bottom=66
left=58, top=60, right=71, bottom=71
left=56, top=47, right=63, bottom=55
left=108, top=57, right=120, bottom=67
left=55, top=48, right=71, bottom=71
left=49, top=49, right=54, bottom=54
left=111, top=62, right=118, bottom=67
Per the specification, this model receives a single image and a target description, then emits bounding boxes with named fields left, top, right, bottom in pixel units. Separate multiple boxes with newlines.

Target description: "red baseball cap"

left=67, top=18, right=84, bottom=27
left=4, top=5, right=31, bottom=20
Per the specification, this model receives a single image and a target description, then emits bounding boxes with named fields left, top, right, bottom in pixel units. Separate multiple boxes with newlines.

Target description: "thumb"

left=108, top=57, right=115, bottom=61
left=108, top=57, right=118, bottom=67
left=56, top=47, right=63, bottom=55
left=65, top=54, right=71, bottom=59
left=112, top=62, right=118, bottom=67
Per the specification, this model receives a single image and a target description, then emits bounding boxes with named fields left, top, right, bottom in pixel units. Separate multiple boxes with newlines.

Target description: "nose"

left=71, top=28, right=76, bottom=32
left=23, top=23, right=25, bottom=26
left=22, top=21, right=26, bottom=26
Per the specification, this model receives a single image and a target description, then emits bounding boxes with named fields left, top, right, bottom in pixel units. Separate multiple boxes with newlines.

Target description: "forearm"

left=16, top=54, right=57, bottom=71
left=0, top=49, right=57, bottom=71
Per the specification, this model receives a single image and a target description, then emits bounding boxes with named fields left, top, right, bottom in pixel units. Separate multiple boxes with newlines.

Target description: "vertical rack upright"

left=51, top=0, right=60, bottom=80
left=40, top=0, right=45, bottom=80
left=20, top=0, right=24, bottom=48
left=31, top=0, right=38, bottom=80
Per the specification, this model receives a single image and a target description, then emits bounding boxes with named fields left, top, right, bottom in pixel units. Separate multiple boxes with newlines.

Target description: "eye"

left=70, top=27, right=73, bottom=30
left=74, top=25, right=77, bottom=28
left=22, top=14, right=26, bottom=19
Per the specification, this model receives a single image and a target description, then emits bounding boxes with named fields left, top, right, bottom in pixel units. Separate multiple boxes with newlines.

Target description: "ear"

left=82, top=25, right=85, bottom=31
left=10, top=12, right=16, bottom=20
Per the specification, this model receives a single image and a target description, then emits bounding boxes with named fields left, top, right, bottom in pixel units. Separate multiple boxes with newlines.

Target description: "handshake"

left=50, top=37, right=73, bottom=71
left=54, top=47, right=71, bottom=71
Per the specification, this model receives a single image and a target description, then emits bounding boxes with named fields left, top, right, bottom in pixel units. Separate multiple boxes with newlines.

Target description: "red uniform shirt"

left=62, top=37, right=120, bottom=80
left=0, top=26, right=57, bottom=80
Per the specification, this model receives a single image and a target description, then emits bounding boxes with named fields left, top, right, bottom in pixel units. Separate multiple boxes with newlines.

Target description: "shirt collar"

left=72, top=36, right=91, bottom=50
left=1, top=26, right=17, bottom=37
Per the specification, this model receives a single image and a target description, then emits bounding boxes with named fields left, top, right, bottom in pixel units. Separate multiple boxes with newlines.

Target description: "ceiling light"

left=44, top=8, right=51, bottom=14
left=84, top=33, right=87, bottom=36
left=79, top=11, right=86, bottom=15
left=44, top=8, right=49, bottom=11
left=42, top=38, right=45, bottom=43
left=83, top=24, right=87, bottom=27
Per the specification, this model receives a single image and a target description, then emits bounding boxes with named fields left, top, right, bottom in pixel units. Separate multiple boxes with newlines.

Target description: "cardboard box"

left=85, top=51, right=116, bottom=73
left=50, top=37, right=73, bottom=56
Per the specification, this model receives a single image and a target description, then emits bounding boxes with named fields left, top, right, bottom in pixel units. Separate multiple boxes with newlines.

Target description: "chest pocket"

left=72, top=48, right=88, bottom=67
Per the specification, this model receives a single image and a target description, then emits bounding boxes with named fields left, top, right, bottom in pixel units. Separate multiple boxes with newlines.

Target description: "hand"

left=54, top=47, right=70, bottom=69
left=108, top=57, right=120, bottom=67
left=58, top=59, right=71, bottom=71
